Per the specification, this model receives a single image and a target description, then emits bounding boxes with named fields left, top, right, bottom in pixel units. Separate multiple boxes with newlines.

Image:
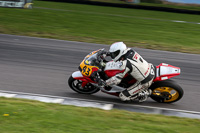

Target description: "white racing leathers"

left=106, top=48, right=155, bottom=102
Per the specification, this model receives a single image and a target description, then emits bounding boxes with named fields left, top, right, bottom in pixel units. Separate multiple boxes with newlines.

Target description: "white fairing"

left=104, top=61, right=125, bottom=71
left=160, top=66, right=181, bottom=76
left=72, top=71, right=83, bottom=78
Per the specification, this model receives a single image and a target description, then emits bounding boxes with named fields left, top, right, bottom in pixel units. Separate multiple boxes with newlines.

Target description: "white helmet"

left=109, top=42, right=128, bottom=61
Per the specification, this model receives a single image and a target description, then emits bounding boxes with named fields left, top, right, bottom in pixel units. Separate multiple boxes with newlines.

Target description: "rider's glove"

left=97, top=78, right=106, bottom=87
left=97, top=50, right=107, bottom=62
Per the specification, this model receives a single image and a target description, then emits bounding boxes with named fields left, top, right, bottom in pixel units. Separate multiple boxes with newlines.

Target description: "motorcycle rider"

left=104, top=42, right=155, bottom=102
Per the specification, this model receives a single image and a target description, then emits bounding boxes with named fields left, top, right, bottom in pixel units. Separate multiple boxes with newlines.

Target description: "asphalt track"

left=0, top=34, right=200, bottom=113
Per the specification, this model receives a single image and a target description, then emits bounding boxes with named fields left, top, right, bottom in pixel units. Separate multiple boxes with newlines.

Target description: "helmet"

left=109, top=42, right=127, bottom=61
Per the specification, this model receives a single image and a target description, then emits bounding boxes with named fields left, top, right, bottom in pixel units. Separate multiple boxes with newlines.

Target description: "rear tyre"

left=68, top=76, right=100, bottom=94
left=150, top=80, right=183, bottom=103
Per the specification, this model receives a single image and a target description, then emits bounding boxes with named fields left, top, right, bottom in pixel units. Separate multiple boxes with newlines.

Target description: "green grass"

left=0, top=97, right=200, bottom=133
left=0, top=1, right=200, bottom=54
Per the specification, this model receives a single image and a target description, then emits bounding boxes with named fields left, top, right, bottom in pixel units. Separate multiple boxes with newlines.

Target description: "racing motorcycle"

left=68, top=49, right=184, bottom=103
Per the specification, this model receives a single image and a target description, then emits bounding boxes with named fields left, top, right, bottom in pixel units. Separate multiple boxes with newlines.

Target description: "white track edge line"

left=0, top=90, right=200, bottom=115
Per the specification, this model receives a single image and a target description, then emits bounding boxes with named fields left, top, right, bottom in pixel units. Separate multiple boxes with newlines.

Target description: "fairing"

left=72, top=71, right=95, bottom=88
left=154, top=63, right=181, bottom=82
left=104, top=61, right=125, bottom=78
left=79, top=50, right=101, bottom=77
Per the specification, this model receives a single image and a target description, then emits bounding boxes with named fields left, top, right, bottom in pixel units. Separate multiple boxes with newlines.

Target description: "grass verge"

left=0, top=97, right=200, bottom=133
left=0, top=1, right=200, bottom=54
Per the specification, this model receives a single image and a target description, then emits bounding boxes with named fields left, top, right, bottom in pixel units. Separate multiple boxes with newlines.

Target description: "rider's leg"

left=119, top=79, right=153, bottom=102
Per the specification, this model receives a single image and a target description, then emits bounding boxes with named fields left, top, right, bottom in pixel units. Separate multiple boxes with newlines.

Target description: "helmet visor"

left=110, top=50, right=120, bottom=59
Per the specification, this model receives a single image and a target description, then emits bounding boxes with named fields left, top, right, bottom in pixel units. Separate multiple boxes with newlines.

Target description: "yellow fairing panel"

left=80, top=61, right=98, bottom=77
left=79, top=49, right=101, bottom=77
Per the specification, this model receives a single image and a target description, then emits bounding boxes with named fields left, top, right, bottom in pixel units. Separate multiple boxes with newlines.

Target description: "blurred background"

left=0, top=0, right=200, bottom=54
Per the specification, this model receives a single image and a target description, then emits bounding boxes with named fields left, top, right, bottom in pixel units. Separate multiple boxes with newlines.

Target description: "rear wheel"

left=150, top=80, right=183, bottom=103
left=68, top=76, right=100, bottom=94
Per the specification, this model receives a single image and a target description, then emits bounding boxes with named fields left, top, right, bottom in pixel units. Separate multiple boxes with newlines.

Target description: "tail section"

left=154, top=63, right=181, bottom=82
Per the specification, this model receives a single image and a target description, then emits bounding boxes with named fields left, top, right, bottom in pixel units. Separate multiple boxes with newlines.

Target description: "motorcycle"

left=68, top=49, right=184, bottom=103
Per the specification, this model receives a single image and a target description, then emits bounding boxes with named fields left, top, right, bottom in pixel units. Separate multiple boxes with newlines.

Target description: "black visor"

left=110, top=50, right=120, bottom=59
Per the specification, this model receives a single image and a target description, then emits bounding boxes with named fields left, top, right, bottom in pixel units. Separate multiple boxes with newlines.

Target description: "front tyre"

left=68, top=76, right=100, bottom=94
left=150, top=80, right=184, bottom=103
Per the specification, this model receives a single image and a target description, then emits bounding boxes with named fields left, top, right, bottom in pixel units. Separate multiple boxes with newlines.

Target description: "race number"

left=82, top=66, right=91, bottom=76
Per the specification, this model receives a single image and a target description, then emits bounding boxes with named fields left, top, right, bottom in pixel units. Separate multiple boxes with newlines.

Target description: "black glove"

left=97, top=49, right=107, bottom=62
left=95, top=78, right=106, bottom=87
left=98, top=79, right=106, bottom=87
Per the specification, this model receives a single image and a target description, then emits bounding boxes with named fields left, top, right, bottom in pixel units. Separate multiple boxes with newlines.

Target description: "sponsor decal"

left=133, top=53, right=139, bottom=60
left=144, top=67, right=150, bottom=76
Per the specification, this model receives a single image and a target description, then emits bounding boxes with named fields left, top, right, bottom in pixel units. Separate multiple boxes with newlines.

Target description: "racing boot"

left=137, top=89, right=152, bottom=102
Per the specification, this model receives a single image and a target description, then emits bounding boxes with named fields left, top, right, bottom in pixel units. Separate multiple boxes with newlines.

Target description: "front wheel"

left=150, top=80, right=184, bottom=103
left=68, top=76, right=100, bottom=94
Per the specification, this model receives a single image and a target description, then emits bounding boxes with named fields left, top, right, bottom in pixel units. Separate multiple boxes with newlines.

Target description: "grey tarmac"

left=0, top=34, right=200, bottom=113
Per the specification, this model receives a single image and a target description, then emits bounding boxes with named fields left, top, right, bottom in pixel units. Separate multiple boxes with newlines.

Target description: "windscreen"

left=84, top=53, right=99, bottom=67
